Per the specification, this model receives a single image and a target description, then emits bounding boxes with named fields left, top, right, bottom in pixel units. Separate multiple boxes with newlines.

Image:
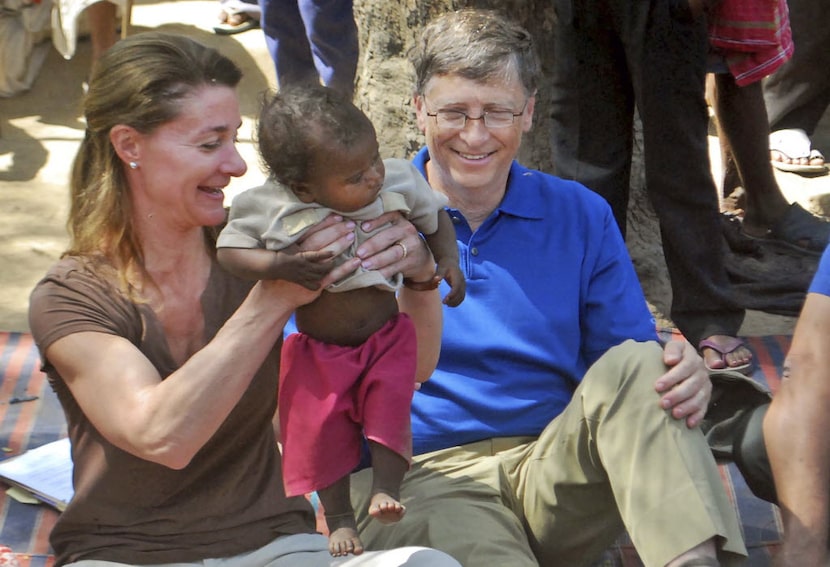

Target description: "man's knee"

left=582, top=339, right=666, bottom=400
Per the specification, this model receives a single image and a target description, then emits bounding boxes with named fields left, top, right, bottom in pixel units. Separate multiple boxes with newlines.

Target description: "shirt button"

left=471, top=247, right=479, bottom=256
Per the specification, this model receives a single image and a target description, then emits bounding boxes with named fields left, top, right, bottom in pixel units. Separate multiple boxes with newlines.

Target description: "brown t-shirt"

left=28, top=257, right=316, bottom=566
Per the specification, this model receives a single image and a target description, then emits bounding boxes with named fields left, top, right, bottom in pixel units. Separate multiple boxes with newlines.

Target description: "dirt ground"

left=2, top=0, right=830, bottom=336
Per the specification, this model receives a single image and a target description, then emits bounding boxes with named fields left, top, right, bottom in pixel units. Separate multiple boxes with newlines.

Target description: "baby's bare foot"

left=368, top=491, right=406, bottom=524
left=328, top=527, right=364, bottom=557
left=325, top=513, right=364, bottom=557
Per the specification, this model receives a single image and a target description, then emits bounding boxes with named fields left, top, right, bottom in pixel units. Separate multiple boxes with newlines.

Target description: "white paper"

left=0, top=437, right=73, bottom=511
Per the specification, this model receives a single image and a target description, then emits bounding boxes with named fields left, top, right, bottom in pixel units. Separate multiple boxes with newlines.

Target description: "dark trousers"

left=257, top=0, right=358, bottom=98
left=763, top=0, right=830, bottom=136
left=550, top=0, right=744, bottom=344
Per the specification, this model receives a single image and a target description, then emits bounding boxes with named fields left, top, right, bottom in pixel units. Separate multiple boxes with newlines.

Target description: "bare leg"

left=367, top=440, right=407, bottom=524
left=707, top=74, right=744, bottom=209
left=86, top=2, right=118, bottom=68
left=711, top=74, right=791, bottom=233
left=317, top=477, right=364, bottom=557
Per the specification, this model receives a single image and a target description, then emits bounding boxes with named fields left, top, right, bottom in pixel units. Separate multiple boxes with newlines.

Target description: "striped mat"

left=0, top=332, right=63, bottom=567
left=0, top=332, right=789, bottom=566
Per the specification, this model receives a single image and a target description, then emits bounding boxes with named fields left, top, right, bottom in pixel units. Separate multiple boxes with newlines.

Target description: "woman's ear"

left=109, top=124, right=141, bottom=166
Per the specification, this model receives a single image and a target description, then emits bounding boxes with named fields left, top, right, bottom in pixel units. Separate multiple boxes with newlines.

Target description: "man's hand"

left=654, top=340, right=712, bottom=428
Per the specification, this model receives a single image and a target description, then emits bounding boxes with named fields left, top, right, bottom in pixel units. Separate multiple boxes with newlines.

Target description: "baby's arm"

left=217, top=247, right=334, bottom=291
left=423, top=209, right=466, bottom=307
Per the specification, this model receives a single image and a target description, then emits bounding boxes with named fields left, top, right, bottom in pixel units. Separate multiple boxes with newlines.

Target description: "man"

left=350, top=9, right=746, bottom=567
left=764, top=245, right=830, bottom=566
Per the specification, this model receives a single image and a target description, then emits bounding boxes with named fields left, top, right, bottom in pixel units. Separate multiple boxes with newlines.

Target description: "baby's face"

left=303, top=132, right=385, bottom=213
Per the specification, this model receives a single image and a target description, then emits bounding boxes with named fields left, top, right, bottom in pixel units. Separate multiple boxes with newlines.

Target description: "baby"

left=217, top=84, right=464, bottom=556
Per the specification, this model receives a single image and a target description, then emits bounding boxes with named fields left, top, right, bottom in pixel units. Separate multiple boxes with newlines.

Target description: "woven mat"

left=0, top=332, right=788, bottom=566
left=0, top=332, right=62, bottom=567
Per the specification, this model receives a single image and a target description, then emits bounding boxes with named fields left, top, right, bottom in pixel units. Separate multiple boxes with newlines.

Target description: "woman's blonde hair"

left=66, top=32, right=242, bottom=293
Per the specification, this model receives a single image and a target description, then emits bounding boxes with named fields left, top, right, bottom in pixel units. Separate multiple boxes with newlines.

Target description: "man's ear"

left=413, top=93, right=428, bottom=133
left=109, top=124, right=142, bottom=166
left=521, top=93, right=536, bottom=133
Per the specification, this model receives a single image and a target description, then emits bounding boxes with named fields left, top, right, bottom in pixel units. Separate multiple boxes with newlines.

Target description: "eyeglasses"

left=424, top=98, right=528, bottom=130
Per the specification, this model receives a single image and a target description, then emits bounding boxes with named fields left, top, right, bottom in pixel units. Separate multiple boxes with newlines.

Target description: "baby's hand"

left=435, top=259, right=466, bottom=307
left=274, top=249, right=335, bottom=291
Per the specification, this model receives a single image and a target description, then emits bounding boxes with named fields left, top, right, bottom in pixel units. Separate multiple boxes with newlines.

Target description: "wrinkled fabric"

left=709, top=0, right=793, bottom=85
left=51, top=0, right=128, bottom=59
left=279, top=313, right=416, bottom=497
left=0, top=0, right=51, bottom=96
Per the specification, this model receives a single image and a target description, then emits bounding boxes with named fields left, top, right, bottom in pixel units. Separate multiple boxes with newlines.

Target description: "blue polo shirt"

left=411, top=148, right=658, bottom=455
left=808, top=245, right=830, bottom=297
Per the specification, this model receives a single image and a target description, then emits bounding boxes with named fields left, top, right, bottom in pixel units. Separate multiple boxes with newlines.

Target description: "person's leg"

left=515, top=340, right=746, bottom=566
left=713, top=73, right=830, bottom=251
left=258, top=0, right=319, bottom=89
left=630, top=0, right=746, bottom=355
left=764, top=0, right=830, bottom=138
left=550, top=0, right=635, bottom=235
left=278, top=340, right=364, bottom=497
left=318, top=476, right=364, bottom=557
left=296, top=0, right=358, bottom=99
left=711, top=74, right=790, bottom=231
left=356, top=314, right=415, bottom=524
left=350, top=439, right=540, bottom=567
left=85, top=1, right=118, bottom=67
left=366, top=441, right=407, bottom=523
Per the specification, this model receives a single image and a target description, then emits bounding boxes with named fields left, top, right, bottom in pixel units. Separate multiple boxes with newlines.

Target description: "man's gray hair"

left=409, top=8, right=540, bottom=97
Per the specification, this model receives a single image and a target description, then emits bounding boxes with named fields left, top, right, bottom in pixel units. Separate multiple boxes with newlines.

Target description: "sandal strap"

left=769, top=128, right=812, bottom=159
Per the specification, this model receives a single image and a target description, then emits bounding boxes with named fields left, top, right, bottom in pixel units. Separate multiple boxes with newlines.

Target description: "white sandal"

left=769, top=128, right=828, bottom=173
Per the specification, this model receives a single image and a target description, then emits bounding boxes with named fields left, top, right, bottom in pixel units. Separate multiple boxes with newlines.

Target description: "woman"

left=28, top=32, right=456, bottom=567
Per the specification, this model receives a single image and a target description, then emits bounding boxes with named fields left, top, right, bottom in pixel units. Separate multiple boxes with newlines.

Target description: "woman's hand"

left=356, top=211, right=435, bottom=281
left=293, top=214, right=363, bottom=283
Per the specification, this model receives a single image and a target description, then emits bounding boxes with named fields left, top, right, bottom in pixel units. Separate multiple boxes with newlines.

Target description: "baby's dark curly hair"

left=257, top=84, right=377, bottom=189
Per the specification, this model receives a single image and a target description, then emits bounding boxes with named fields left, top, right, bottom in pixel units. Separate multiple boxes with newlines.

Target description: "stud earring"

left=129, top=161, right=138, bottom=170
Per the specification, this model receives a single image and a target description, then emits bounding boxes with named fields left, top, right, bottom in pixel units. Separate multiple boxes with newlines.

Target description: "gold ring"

left=395, top=241, right=408, bottom=259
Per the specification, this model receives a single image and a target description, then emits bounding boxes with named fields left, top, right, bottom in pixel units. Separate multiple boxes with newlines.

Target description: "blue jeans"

left=257, top=0, right=358, bottom=98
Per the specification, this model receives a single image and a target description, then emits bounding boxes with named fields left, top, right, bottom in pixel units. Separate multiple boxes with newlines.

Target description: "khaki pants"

left=65, top=533, right=459, bottom=567
left=351, top=340, right=747, bottom=567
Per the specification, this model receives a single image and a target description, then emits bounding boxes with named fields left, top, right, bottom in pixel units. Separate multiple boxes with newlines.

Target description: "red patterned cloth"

left=709, top=0, right=794, bottom=85
left=0, top=547, right=20, bottom=567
